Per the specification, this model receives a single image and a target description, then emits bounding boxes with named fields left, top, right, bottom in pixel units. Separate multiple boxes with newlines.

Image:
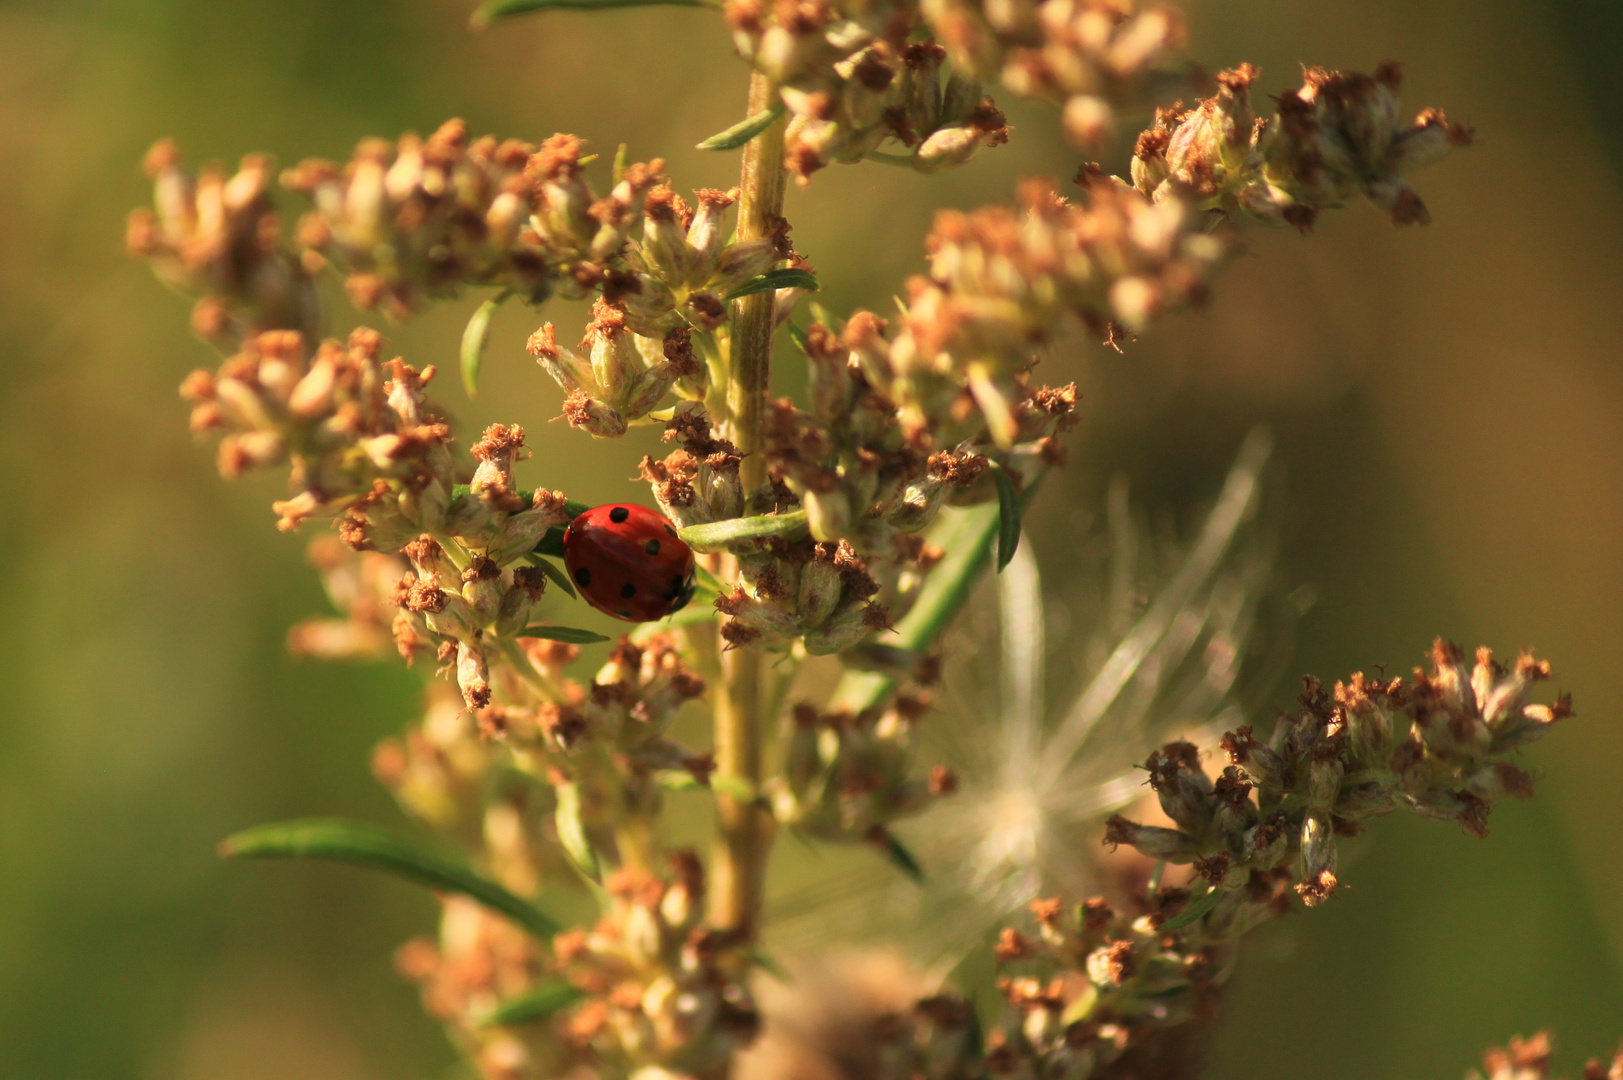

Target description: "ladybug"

left=562, top=503, right=697, bottom=622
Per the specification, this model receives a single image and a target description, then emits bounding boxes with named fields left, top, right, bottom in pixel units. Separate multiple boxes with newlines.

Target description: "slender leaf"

left=875, top=829, right=925, bottom=883
left=696, top=102, right=787, bottom=151
left=611, top=143, right=629, bottom=185
left=1145, top=859, right=1167, bottom=901
left=1159, top=884, right=1225, bottom=932
left=478, top=981, right=585, bottom=1027
left=678, top=509, right=809, bottom=552
left=989, top=462, right=1021, bottom=571
left=654, top=769, right=704, bottom=791
left=745, top=948, right=792, bottom=983
left=725, top=268, right=820, bottom=301
left=525, top=501, right=590, bottom=560
left=554, top=783, right=600, bottom=879
left=220, top=818, right=558, bottom=938
left=710, top=773, right=757, bottom=802
left=786, top=323, right=810, bottom=353
left=532, top=527, right=566, bottom=559
left=659, top=603, right=720, bottom=629
left=965, top=996, right=985, bottom=1059
left=473, top=0, right=712, bottom=26
left=460, top=291, right=509, bottom=398
left=525, top=554, right=577, bottom=598
left=450, top=487, right=588, bottom=518
left=692, top=563, right=726, bottom=595
left=517, top=624, right=610, bottom=644
left=827, top=476, right=1046, bottom=714
left=1060, top=984, right=1099, bottom=1026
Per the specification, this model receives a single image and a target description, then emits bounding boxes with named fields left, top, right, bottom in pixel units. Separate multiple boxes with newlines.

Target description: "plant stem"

left=727, top=69, right=784, bottom=502
left=710, top=69, right=785, bottom=941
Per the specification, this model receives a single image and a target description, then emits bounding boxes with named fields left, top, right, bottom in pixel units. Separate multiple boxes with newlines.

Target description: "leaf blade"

left=989, top=462, right=1021, bottom=572
left=554, top=783, right=600, bottom=880
left=478, top=981, right=585, bottom=1027
left=524, top=554, right=577, bottom=599
left=474, top=0, right=713, bottom=25
left=724, top=267, right=819, bottom=301
left=220, top=818, right=558, bottom=938
left=1158, top=884, right=1225, bottom=932
left=460, top=291, right=510, bottom=398
left=678, top=509, right=809, bottom=552
left=874, top=829, right=925, bottom=883
left=696, top=101, right=787, bottom=151
left=517, top=624, right=609, bottom=644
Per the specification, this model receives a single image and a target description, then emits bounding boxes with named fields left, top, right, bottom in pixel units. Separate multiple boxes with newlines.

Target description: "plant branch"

left=710, top=69, right=785, bottom=941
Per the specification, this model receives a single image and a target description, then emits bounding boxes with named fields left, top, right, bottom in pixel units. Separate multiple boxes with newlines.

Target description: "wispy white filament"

left=1039, top=427, right=1272, bottom=784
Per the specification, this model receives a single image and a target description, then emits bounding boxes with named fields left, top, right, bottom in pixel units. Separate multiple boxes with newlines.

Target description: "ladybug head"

left=665, top=568, right=697, bottom=614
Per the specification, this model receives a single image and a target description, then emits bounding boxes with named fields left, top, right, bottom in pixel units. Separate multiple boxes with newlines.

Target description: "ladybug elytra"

left=562, top=503, right=697, bottom=622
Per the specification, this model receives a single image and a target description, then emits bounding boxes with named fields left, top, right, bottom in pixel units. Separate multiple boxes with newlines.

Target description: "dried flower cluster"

left=1470, top=1033, right=1623, bottom=1080
left=1106, top=641, right=1570, bottom=907
left=930, top=0, right=1190, bottom=146
left=724, top=0, right=1012, bottom=180
left=126, top=0, right=1604, bottom=1075
left=725, top=0, right=1189, bottom=181
left=744, top=642, right=1574, bottom=1079
left=1131, top=62, right=1475, bottom=230
left=771, top=692, right=954, bottom=848
left=127, top=141, right=320, bottom=346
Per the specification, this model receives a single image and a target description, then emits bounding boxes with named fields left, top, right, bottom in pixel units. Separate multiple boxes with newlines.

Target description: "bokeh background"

left=3, top=0, right=1622, bottom=1076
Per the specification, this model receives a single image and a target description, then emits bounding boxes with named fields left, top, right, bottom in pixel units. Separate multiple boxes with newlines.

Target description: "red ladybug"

left=562, top=504, right=697, bottom=622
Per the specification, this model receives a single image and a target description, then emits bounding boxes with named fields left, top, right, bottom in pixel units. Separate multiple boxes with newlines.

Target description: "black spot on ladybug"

left=609, top=506, right=630, bottom=523
left=665, top=524, right=677, bottom=537
left=664, top=575, right=684, bottom=599
left=645, top=538, right=661, bottom=556
left=615, top=609, right=633, bottom=619
left=574, top=567, right=592, bottom=587
left=620, top=582, right=636, bottom=599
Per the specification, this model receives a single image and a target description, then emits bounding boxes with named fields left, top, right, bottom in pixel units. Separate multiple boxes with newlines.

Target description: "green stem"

left=497, top=637, right=558, bottom=702
left=710, top=69, right=786, bottom=942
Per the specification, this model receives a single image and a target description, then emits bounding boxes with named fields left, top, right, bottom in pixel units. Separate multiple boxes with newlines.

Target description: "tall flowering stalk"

left=126, top=0, right=1609, bottom=1076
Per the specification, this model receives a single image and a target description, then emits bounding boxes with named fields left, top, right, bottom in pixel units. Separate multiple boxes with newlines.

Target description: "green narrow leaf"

left=460, top=290, right=510, bottom=398
left=964, top=995, right=985, bottom=1059
left=473, top=0, right=713, bottom=26
left=875, top=829, right=925, bottom=883
left=525, top=501, right=590, bottom=560
left=478, top=981, right=585, bottom=1027
left=450, top=488, right=588, bottom=518
left=1145, top=859, right=1167, bottom=901
left=989, top=462, right=1021, bottom=572
left=1060, top=983, right=1099, bottom=1026
left=678, top=509, right=809, bottom=552
left=554, top=784, right=600, bottom=880
left=825, top=472, right=1047, bottom=715
left=611, top=143, right=629, bottom=185
left=744, top=948, right=792, bottom=983
left=710, top=774, right=757, bottom=802
left=696, top=101, right=787, bottom=151
left=658, top=604, right=720, bottom=630
left=786, top=323, right=810, bottom=353
left=524, top=554, right=577, bottom=598
left=692, top=563, right=726, bottom=596
left=654, top=769, right=704, bottom=791
left=1158, top=884, right=1225, bottom=932
left=725, top=267, right=820, bottom=301
left=517, top=625, right=610, bottom=644
left=220, top=818, right=558, bottom=938
left=532, top=527, right=566, bottom=559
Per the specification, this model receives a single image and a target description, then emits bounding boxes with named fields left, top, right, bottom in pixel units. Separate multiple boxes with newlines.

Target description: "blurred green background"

left=3, top=0, right=1622, bottom=1076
